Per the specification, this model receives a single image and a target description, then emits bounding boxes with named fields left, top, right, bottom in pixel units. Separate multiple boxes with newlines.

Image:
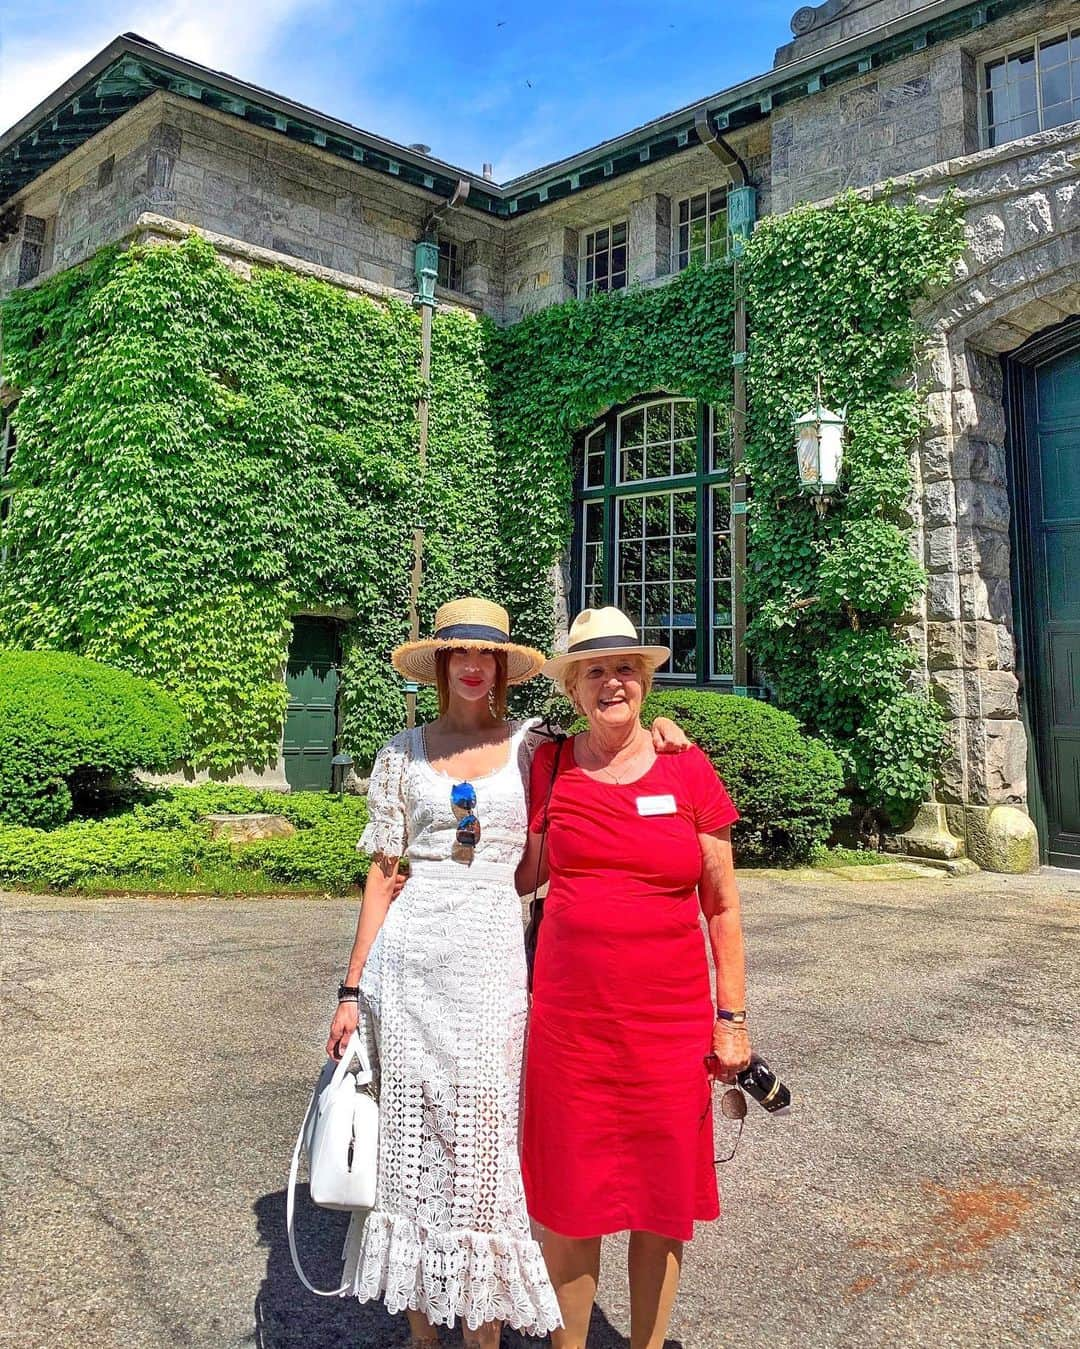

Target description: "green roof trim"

left=0, top=1, right=1046, bottom=217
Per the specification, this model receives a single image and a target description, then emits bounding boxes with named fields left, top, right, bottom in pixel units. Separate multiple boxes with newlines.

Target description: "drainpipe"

left=694, top=111, right=756, bottom=695
left=405, top=178, right=470, bottom=729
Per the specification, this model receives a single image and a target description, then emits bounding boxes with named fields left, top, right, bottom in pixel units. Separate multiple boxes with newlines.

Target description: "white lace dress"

left=341, top=718, right=562, bottom=1337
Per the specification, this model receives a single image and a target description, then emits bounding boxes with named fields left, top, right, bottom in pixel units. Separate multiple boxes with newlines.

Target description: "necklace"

left=584, top=729, right=648, bottom=784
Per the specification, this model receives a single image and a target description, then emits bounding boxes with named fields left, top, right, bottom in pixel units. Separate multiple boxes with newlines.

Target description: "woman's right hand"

left=326, top=999, right=359, bottom=1061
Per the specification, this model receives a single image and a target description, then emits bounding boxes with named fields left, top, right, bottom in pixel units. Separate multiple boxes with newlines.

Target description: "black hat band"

left=435, top=622, right=511, bottom=644
left=567, top=634, right=643, bottom=653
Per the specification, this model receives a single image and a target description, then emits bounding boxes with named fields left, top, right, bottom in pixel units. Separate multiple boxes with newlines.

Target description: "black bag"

left=523, top=733, right=565, bottom=991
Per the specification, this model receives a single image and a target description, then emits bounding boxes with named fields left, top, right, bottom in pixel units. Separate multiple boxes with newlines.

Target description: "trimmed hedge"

left=640, top=690, right=844, bottom=865
left=0, top=784, right=369, bottom=894
left=0, top=651, right=188, bottom=828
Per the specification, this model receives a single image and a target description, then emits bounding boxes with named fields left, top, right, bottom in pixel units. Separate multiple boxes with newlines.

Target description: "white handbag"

left=286, top=1029, right=379, bottom=1297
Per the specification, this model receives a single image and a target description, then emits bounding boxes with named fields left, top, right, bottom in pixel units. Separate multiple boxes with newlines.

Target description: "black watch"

left=716, top=1008, right=747, bottom=1024
left=338, top=982, right=360, bottom=1001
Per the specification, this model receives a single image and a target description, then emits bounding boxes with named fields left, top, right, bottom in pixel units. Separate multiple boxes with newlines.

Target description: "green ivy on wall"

left=485, top=264, right=737, bottom=713
left=0, top=235, right=498, bottom=769
left=743, top=191, right=966, bottom=822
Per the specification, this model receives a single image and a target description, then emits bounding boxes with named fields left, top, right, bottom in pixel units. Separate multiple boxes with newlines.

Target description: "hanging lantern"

left=792, top=398, right=846, bottom=505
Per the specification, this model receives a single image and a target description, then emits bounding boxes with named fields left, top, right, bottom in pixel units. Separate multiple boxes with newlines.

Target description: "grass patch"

left=812, top=845, right=891, bottom=868
left=0, top=784, right=370, bottom=896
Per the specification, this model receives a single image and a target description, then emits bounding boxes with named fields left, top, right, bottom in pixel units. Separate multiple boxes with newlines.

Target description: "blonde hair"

left=435, top=648, right=509, bottom=720
left=564, top=654, right=652, bottom=711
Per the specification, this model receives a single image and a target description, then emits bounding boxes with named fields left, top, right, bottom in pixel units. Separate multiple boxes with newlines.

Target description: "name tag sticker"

left=636, top=793, right=677, bottom=817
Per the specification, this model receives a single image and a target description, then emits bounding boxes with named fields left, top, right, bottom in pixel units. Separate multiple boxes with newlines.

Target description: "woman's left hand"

left=708, top=1022, right=752, bottom=1082
left=650, top=716, right=690, bottom=753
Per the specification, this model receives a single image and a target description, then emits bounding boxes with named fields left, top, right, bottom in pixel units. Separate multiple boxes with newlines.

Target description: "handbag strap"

left=286, top=1030, right=369, bottom=1298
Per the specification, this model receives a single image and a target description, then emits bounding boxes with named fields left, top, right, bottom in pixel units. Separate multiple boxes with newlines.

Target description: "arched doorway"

left=1006, top=319, right=1080, bottom=868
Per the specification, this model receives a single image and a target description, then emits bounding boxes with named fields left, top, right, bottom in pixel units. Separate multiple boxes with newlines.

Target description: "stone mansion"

left=0, top=0, right=1077, bottom=871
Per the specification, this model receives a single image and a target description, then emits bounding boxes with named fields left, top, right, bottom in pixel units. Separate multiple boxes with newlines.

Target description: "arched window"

left=573, top=395, right=736, bottom=684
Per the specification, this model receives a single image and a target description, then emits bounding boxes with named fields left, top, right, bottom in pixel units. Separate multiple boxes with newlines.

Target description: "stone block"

left=897, top=802, right=967, bottom=860
left=920, top=435, right=953, bottom=483
left=924, top=480, right=956, bottom=528
left=964, top=804, right=1039, bottom=873
left=926, top=621, right=961, bottom=670
left=1003, top=191, right=1054, bottom=248
left=966, top=438, right=1007, bottom=485
left=984, top=720, right=1028, bottom=800
left=930, top=668, right=964, bottom=718
left=965, top=207, right=1006, bottom=266
left=206, top=813, right=297, bottom=843
left=967, top=669, right=1019, bottom=719
left=927, top=574, right=961, bottom=622
left=956, top=480, right=1010, bottom=531
left=926, top=526, right=956, bottom=572
left=936, top=744, right=966, bottom=804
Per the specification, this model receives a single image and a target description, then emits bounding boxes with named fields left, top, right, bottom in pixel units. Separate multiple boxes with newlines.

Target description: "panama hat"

left=391, top=597, right=546, bottom=686
left=543, top=607, right=670, bottom=691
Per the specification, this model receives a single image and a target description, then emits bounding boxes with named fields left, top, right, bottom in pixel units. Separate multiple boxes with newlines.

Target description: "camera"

left=735, top=1054, right=791, bottom=1114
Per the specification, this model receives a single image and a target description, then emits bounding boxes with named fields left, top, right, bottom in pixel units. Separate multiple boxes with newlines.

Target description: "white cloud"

left=0, top=0, right=330, bottom=135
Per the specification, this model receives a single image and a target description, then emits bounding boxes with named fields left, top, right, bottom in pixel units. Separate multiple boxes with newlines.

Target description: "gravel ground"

left=1, top=867, right=1077, bottom=1349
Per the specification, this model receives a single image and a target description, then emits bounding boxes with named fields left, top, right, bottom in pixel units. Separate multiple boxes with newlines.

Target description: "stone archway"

left=902, top=122, right=1080, bottom=870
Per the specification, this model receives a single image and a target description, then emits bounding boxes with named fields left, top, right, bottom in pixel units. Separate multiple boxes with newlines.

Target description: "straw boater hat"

left=391, top=598, right=546, bottom=686
left=543, top=607, right=670, bottom=692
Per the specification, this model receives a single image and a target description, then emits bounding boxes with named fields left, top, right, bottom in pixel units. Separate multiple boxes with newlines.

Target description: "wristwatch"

left=338, top=981, right=360, bottom=1001
left=716, top=1008, right=747, bottom=1024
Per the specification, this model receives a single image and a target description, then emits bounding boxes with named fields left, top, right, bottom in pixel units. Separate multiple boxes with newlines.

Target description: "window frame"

left=673, top=187, right=730, bottom=272
left=437, top=237, right=462, bottom=292
left=979, top=24, right=1080, bottom=148
left=579, top=220, right=629, bottom=299
left=571, top=395, right=738, bottom=688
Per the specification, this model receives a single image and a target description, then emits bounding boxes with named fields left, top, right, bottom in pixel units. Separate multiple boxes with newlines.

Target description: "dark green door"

left=1020, top=341, right=1080, bottom=867
left=284, top=618, right=340, bottom=792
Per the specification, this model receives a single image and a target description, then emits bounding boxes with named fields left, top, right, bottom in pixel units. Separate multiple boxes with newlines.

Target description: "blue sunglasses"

left=451, top=781, right=481, bottom=848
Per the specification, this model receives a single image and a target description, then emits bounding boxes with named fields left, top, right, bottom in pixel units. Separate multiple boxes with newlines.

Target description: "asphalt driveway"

left=1, top=867, right=1077, bottom=1348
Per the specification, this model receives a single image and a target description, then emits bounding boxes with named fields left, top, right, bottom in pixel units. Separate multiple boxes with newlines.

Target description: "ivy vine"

left=0, top=235, right=498, bottom=769
left=743, top=191, right=966, bottom=822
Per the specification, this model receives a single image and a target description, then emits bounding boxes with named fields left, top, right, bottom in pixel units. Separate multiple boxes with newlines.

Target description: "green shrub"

left=0, top=651, right=188, bottom=828
left=640, top=690, right=844, bottom=865
left=0, top=784, right=369, bottom=894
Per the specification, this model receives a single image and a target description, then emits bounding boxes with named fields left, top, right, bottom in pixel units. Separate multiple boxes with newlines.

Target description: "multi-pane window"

left=574, top=397, right=735, bottom=683
left=676, top=188, right=728, bottom=271
left=437, top=238, right=462, bottom=291
left=984, top=28, right=1080, bottom=147
left=581, top=222, right=628, bottom=298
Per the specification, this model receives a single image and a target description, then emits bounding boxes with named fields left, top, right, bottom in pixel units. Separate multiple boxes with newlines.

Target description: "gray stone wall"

left=771, top=45, right=971, bottom=211
left=499, top=126, right=770, bottom=325
left=878, top=119, right=1080, bottom=867
left=775, top=0, right=932, bottom=66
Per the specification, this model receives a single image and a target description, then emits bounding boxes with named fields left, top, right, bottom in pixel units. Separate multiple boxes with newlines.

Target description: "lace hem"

left=341, top=1209, right=562, bottom=1336
left=358, top=818, right=406, bottom=858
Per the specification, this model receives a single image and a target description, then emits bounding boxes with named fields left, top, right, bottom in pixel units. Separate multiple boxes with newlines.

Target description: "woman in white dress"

left=326, top=598, right=684, bottom=1347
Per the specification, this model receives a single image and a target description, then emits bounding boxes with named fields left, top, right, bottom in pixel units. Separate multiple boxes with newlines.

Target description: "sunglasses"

left=450, top=781, right=481, bottom=849
left=704, top=1054, right=747, bottom=1164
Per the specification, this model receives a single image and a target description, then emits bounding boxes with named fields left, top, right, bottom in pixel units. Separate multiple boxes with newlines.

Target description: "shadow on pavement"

left=253, top=1189, right=400, bottom=1348
left=254, top=1189, right=683, bottom=1349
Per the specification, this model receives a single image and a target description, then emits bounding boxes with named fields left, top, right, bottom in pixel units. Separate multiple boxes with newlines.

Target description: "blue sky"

left=0, top=1, right=795, bottom=179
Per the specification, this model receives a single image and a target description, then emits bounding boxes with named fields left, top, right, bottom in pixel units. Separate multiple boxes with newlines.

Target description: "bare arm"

left=325, top=852, right=399, bottom=1059
left=698, top=826, right=752, bottom=1080
left=515, top=829, right=548, bottom=898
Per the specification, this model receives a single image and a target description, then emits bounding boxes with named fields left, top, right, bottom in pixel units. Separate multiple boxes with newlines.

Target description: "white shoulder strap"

left=286, top=1031, right=372, bottom=1298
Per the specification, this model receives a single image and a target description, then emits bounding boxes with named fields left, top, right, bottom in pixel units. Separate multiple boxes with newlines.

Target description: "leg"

left=544, top=1231, right=602, bottom=1349
left=461, top=1322, right=502, bottom=1348
left=406, top=1308, right=439, bottom=1345
left=627, top=1231, right=683, bottom=1349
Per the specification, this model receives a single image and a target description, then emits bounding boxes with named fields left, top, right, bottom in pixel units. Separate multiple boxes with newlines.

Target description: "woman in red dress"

left=517, top=607, right=752, bottom=1349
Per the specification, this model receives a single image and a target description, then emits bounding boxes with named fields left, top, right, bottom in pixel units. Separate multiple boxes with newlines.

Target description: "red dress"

left=522, top=741, right=739, bottom=1242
